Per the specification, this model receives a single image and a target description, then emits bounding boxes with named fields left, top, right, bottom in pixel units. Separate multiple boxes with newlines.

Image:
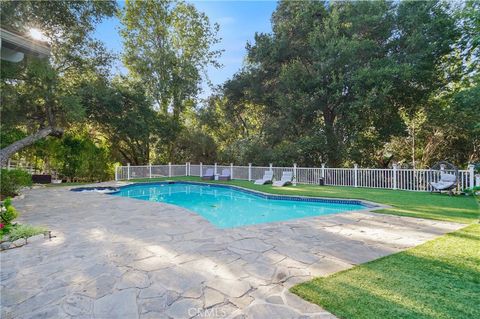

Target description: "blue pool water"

left=111, top=182, right=366, bottom=228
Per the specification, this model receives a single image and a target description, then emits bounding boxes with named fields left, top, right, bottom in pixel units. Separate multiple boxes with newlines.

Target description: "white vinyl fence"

left=115, top=162, right=478, bottom=192
left=2, top=159, right=42, bottom=174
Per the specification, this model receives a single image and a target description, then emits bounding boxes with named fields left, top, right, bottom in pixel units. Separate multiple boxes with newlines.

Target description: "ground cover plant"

left=0, top=198, right=46, bottom=245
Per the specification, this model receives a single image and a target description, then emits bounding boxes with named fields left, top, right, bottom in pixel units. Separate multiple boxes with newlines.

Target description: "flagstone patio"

left=1, top=185, right=463, bottom=318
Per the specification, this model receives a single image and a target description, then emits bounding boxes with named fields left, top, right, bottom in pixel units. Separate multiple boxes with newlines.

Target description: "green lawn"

left=129, top=176, right=479, bottom=224
left=291, top=223, right=480, bottom=319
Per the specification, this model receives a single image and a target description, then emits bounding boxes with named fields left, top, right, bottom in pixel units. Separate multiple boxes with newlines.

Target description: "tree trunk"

left=323, top=108, right=341, bottom=166
left=0, top=127, right=63, bottom=167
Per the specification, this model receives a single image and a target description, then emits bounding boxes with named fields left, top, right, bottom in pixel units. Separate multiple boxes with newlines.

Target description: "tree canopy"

left=120, top=0, right=221, bottom=117
left=202, top=0, right=479, bottom=168
left=1, top=0, right=478, bottom=181
left=0, top=0, right=117, bottom=166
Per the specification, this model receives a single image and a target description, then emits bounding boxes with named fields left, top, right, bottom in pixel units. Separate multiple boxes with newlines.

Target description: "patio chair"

left=272, top=171, right=293, bottom=187
left=218, top=169, right=231, bottom=181
left=254, top=171, right=274, bottom=185
left=430, top=173, right=457, bottom=195
left=202, top=168, right=214, bottom=180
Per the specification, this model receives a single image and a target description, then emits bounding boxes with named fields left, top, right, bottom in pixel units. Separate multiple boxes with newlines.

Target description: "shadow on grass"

left=291, top=224, right=480, bottom=319
left=448, top=229, right=480, bottom=241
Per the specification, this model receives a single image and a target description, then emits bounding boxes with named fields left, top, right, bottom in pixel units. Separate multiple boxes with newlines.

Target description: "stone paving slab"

left=0, top=185, right=463, bottom=318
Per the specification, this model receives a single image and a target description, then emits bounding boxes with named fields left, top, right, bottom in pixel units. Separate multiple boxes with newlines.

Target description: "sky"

left=93, top=0, right=278, bottom=97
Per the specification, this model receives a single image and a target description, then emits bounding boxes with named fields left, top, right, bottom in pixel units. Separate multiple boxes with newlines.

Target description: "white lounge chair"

left=202, top=168, right=215, bottom=180
left=430, top=173, right=457, bottom=195
left=254, top=171, right=273, bottom=185
left=218, top=169, right=231, bottom=181
left=273, top=171, right=293, bottom=187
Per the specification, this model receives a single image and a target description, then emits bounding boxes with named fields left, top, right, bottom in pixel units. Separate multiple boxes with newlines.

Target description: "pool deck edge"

left=89, top=180, right=391, bottom=212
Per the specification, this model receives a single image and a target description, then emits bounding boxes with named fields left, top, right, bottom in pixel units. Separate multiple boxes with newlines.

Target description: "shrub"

left=0, top=197, right=19, bottom=224
left=7, top=224, right=46, bottom=242
left=0, top=198, right=45, bottom=244
left=0, top=169, right=32, bottom=197
left=464, top=186, right=480, bottom=196
left=46, top=133, right=113, bottom=182
left=0, top=198, right=20, bottom=241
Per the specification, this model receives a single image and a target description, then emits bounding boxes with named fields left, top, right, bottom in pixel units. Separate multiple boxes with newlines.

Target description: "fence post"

left=200, top=162, right=203, bottom=178
left=149, top=163, right=152, bottom=179
left=127, top=163, right=130, bottom=180
left=269, top=163, right=273, bottom=171
left=321, top=163, right=325, bottom=178
left=469, top=164, right=475, bottom=189
left=248, top=163, right=252, bottom=181
left=168, top=162, right=172, bottom=177
left=115, top=165, right=118, bottom=181
left=188, top=162, right=191, bottom=176
left=392, top=164, right=398, bottom=190
left=293, top=163, right=297, bottom=186
left=230, top=163, right=234, bottom=180
left=214, top=163, right=217, bottom=175
left=354, top=164, right=358, bottom=188
left=185, top=162, right=188, bottom=176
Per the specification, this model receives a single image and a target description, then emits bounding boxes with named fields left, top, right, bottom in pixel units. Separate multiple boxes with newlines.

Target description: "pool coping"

left=72, top=180, right=389, bottom=210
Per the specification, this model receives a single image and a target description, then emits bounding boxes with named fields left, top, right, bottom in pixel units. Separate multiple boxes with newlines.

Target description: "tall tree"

left=83, top=76, right=178, bottom=165
left=120, top=0, right=221, bottom=118
left=238, top=1, right=399, bottom=165
left=221, top=0, right=461, bottom=167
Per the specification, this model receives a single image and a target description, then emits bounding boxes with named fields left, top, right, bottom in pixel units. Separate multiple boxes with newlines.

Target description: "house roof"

left=1, top=28, right=50, bottom=62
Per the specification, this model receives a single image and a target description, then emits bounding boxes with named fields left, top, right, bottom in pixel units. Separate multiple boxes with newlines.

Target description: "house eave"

left=1, top=28, right=50, bottom=62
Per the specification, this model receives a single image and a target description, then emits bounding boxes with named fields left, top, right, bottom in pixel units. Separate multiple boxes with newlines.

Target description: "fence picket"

left=100, top=163, right=476, bottom=192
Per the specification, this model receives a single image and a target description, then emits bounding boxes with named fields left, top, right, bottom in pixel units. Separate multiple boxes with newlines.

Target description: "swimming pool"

left=110, top=182, right=367, bottom=228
